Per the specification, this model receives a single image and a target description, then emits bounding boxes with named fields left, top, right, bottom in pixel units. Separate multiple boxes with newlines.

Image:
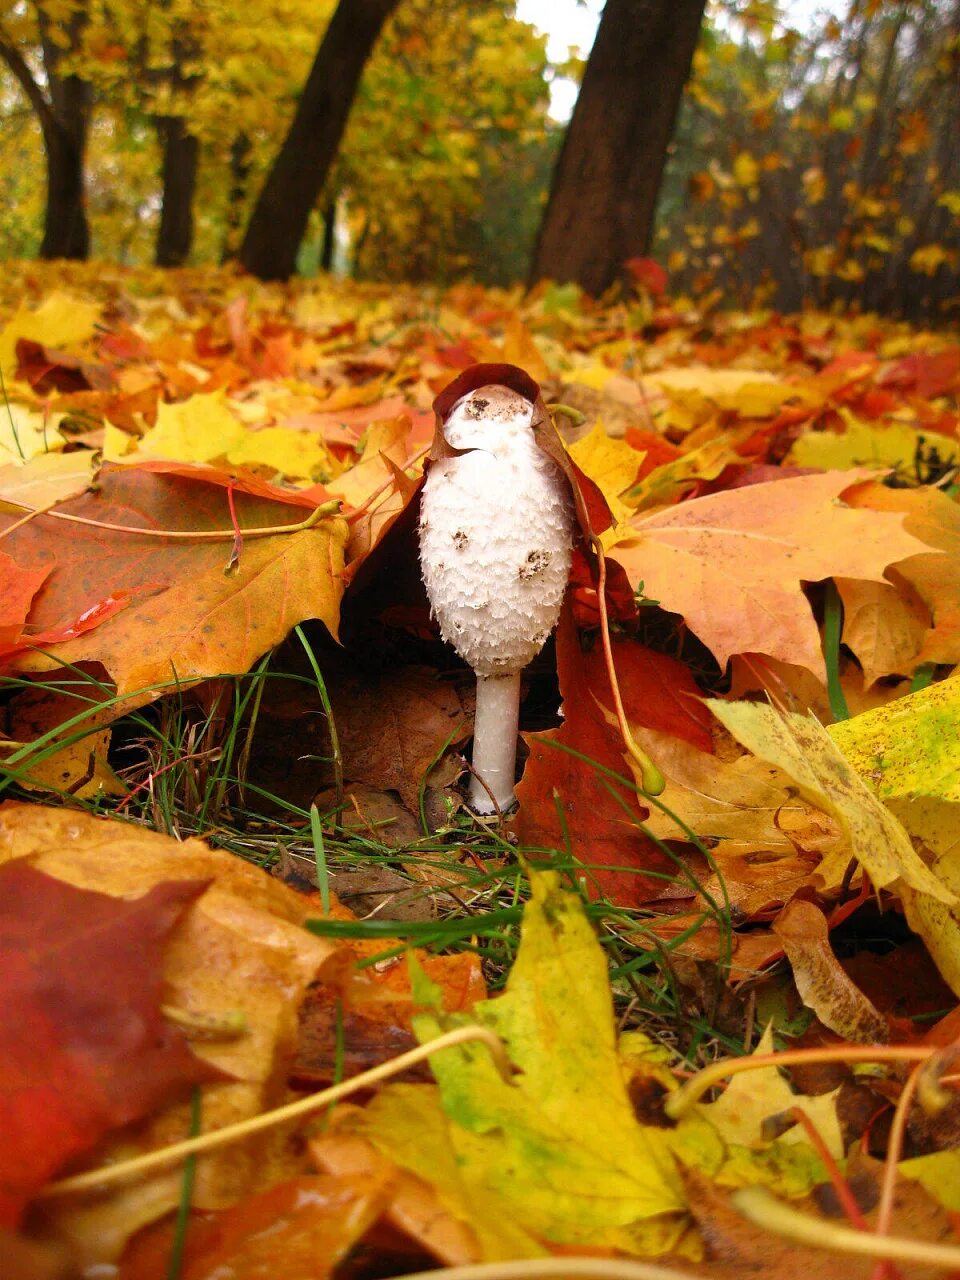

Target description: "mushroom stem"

left=468, top=673, right=522, bottom=814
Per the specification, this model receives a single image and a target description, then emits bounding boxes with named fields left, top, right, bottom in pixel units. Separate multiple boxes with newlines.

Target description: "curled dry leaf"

left=772, top=898, right=889, bottom=1044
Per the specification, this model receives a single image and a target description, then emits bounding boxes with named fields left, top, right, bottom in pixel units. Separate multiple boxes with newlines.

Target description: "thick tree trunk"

left=41, top=111, right=90, bottom=260
left=40, top=13, right=92, bottom=261
left=530, top=0, right=706, bottom=296
left=155, top=117, right=199, bottom=267
left=0, top=32, right=91, bottom=259
left=239, top=0, right=399, bottom=281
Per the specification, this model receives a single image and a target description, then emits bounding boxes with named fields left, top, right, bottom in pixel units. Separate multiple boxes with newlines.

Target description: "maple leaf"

left=515, top=601, right=714, bottom=905
left=830, top=673, right=960, bottom=996
left=697, top=1025, right=843, bottom=1166
left=836, top=575, right=929, bottom=686
left=609, top=469, right=934, bottom=677
left=0, top=451, right=98, bottom=511
left=0, top=802, right=341, bottom=1262
left=0, top=464, right=346, bottom=698
left=0, top=862, right=213, bottom=1226
left=710, top=698, right=952, bottom=903
left=0, top=553, right=50, bottom=649
left=116, top=1174, right=388, bottom=1280
left=360, top=872, right=685, bottom=1258
left=843, top=482, right=960, bottom=666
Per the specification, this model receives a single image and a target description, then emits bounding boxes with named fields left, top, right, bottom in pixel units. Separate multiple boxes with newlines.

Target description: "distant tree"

left=338, top=0, right=551, bottom=285
left=239, top=0, right=400, bottom=281
left=530, top=0, right=707, bottom=295
left=654, top=0, right=960, bottom=318
left=0, top=4, right=91, bottom=259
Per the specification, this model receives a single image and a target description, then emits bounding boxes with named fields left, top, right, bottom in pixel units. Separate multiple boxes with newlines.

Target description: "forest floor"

left=1, top=260, right=959, bottom=1279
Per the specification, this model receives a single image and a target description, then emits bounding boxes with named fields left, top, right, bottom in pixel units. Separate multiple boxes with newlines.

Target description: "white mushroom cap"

left=419, top=384, right=574, bottom=677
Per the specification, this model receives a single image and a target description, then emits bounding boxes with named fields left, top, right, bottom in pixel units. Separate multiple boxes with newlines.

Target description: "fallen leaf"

left=844, top=483, right=960, bottom=666
left=0, top=803, right=342, bottom=1264
left=697, top=1025, right=843, bottom=1162
left=836, top=575, right=930, bottom=685
left=0, top=863, right=211, bottom=1226
left=405, top=872, right=685, bottom=1250
left=772, top=898, right=889, bottom=1044
left=787, top=411, right=957, bottom=475
left=516, top=602, right=714, bottom=905
left=0, top=295, right=101, bottom=384
left=709, top=698, right=952, bottom=902
left=0, top=554, right=50, bottom=648
left=0, top=403, right=66, bottom=465
left=610, top=469, right=933, bottom=677
left=830, top=674, right=960, bottom=994
left=310, top=1122, right=480, bottom=1265
left=117, top=1174, right=389, bottom=1280
left=0, top=451, right=99, bottom=510
left=0, top=464, right=347, bottom=699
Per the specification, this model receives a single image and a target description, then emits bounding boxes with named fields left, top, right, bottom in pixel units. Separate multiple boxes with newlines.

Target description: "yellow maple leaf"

left=0, top=293, right=101, bottom=383
left=710, top=698, right=953, bottom=903
left=698, top=1025, right=843, bottom=1161
left=0, top=401, right=66, bottom=464
left=365, top=873, right=684, bottom=1257
left=568, top=422, right=646, bottom=525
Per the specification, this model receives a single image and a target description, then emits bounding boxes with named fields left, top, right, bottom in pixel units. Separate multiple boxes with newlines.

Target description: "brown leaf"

left=772, top=898, right=889, bottom=1044
left=0, top=464, right=346, bottom=699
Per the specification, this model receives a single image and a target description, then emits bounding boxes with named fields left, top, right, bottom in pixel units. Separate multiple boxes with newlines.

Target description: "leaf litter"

left=0, top=262, right=958, bottom=1276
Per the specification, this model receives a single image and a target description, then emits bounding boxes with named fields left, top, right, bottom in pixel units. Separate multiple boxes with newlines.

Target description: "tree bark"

left=0, top=25, right=91, bottom=260
left=239, top=0, right=399, bottom=281
left=155, top=117, right=199, bottom=267
left=530, top=0, right=706, bottom=296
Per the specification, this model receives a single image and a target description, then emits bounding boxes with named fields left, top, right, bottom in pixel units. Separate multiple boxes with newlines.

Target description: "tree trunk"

left=320, top=199, right=337, bottom=272
left=41, top=111, right=90, bottom=260
left=0, top=26, right=91, bottom=260
left=155, top=117, right=199, bottom=267
left=239, top=0, right=399, bottom=281
left=530, top=0, right=706, bottom=296
left=40, top=14, right=92, bottom=260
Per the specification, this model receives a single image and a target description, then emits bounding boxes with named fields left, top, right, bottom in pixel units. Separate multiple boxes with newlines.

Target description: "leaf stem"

left=665, top=1044, right=934, bottom=1119
left=40, top=1025, right=508, bottom=1197
left=0, top=497, right=341, bottom=541
left=731, top=1185, right=960, bottom=1269
left=591, top=535, right=665, bottom=795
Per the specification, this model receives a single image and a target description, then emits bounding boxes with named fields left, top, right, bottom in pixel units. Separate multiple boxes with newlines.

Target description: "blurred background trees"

left=0, top=0, right=957, bottom=318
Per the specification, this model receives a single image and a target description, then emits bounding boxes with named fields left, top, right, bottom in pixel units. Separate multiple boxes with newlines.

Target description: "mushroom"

left=419, top=367, right=575, bottom=814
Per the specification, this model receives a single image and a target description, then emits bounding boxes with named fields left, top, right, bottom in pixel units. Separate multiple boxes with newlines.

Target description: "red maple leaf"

left=0, top=863, right=217, bottom=1225
left=515, top=602, right=713, bottom=905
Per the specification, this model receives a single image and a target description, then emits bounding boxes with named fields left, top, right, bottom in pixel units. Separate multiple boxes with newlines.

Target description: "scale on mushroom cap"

left=419, top=362, right=664, bottom=816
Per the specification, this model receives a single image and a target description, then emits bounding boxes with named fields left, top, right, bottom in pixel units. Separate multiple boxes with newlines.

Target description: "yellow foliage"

left=733, top=151, right=759, bottom=189
left=910, top=243, right=953, bottom=276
